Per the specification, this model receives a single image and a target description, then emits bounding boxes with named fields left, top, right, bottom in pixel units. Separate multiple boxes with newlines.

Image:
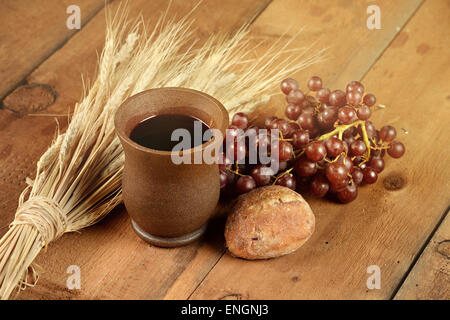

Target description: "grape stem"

left=272, top=168, right=293, bottom=185
left=227, top=161, right=245, bottom=177
left=294, top=149, right=305, bottom=159
left=317, top=120, right=371, bottom=161
left=370, top=137, right=390, bottom=151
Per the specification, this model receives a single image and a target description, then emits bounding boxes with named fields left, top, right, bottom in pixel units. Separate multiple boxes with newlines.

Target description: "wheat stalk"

left=0, top=4, right=322, bottom=299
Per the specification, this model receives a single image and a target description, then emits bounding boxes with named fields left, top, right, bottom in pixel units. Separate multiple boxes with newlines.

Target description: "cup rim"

left=114, top=87, right=229, bottom=156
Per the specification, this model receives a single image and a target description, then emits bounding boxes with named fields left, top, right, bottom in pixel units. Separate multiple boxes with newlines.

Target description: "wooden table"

left=0, top=0, right=448, bottom=300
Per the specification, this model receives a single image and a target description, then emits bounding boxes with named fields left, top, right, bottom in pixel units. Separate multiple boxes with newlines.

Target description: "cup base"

left=131, top=220, right=207, bottom=247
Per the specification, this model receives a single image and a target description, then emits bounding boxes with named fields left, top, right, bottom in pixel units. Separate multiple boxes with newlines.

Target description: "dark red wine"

left=130, top=114, right=210, bottom=151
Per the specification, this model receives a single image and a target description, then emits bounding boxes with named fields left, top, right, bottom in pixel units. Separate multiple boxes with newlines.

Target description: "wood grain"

left=0, top=0, right=107, bottom=101
left=0, top=0, right=271, bottom=299
left=394, top=210, right=449, bottom=300
left=189, top=0, right=450, bottom=299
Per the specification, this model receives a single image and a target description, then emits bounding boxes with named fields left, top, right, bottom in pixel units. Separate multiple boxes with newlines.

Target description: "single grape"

left=326, top=162, right=349, bottom=184
left=264, top=116, right=277, bottom=129
left=231, top=112, right=249, bottom=130
left=336, top=155, right=353, bottom=173
left=250, top=165, right=274, bottom=186
left=346, top=81, right=364, bottom=94
left=387, top=141, right=405, bottom=158
left=324, top=137, right=344, bottom=158
left=281, top=78, right=299, bottom=95
left=276, top=174, right=296, bottom=190
left=300, top=104, right=315, bottom=115
left=278, top=141, right=294, bottom=161
left=337, top=184, right=358, bottom=203
left=329, top=177, right=350, bottom=192
left=274, top=119, right=290, bottom=137
left=357, top=105, right=371, bottom=120
left=308, top=126, right=321, bottom=139
left=351, top=167, right=364, bottom=185
left=268, top=119, right=281, bottom=130
left=220, top=170, right=229, bottom=189
left=362, top=167, right=378, bottom=184
left=338, top=106, right=358, bottom=124
left=297, top=113, right=316, bottom=131
left=379, top=125, right=397, bottom=142
left=294, top=157, right=317, bottom=177
left=307, top=76, right=323, bottom=91
left=292, top=129, right=310, bottom=149
left=363, top=93, right=376, bottom=107
left=305, top=141, right=327, bottom=162
left=285, top=104, right=302, bottom=120
left=286, top=89, right=305, bottom=105
left=346, top=91, right=363, bottom=106
left=316, top=88, right=331, bottom=103
left=236, top=175, right=256, bottom=194
left=350, top=140, right=367, bottom=156
left=344, top=135, right=356, bottom=148
left=317, top=107, right=338, bottom=129
left=369, top=157, right=385, bottom=173
left=343, top=126, right=356, bottom=138
left=285, top=122, right=300, bottom=138
left=329, top=90, right=347, bottom=107
left=225, top=169, right=236, bottom=184
left=310, top=173, right=330, bottom=197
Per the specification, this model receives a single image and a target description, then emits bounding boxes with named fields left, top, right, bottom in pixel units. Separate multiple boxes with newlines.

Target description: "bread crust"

left=225, top=185, right=315, bottom=260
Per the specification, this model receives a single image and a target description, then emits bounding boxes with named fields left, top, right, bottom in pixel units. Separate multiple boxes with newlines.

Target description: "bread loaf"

left=225, top=185, right=315, bottom=259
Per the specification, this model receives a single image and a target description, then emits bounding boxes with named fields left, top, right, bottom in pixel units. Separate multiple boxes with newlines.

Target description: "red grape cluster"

left=219, top=76, right=405, bottom=203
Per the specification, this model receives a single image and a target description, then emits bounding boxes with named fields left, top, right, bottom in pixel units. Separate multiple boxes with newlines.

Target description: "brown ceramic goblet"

left=115, top=87, right=228, bottom=247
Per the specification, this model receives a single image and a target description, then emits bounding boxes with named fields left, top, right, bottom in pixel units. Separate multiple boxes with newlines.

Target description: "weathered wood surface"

left=0, top=0, right=448, bottom=299
left=0, top=0, right=108, bottom=101
left=394, top=210, right=449, bottom=300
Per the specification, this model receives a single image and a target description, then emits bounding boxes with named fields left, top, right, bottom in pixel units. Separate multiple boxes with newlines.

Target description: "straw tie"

left=11, top=196, right=67, bottom=247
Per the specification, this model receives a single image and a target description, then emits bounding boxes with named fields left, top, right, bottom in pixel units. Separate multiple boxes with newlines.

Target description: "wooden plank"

left=0, top=0, right=108, bottom=101
left=0, top=0, right=271, bottom=299
left=394, top=210, right=449, bottom=300
left=250, top=0, right=424, bottom=121
left=189, top=0, right=450, bottom=299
